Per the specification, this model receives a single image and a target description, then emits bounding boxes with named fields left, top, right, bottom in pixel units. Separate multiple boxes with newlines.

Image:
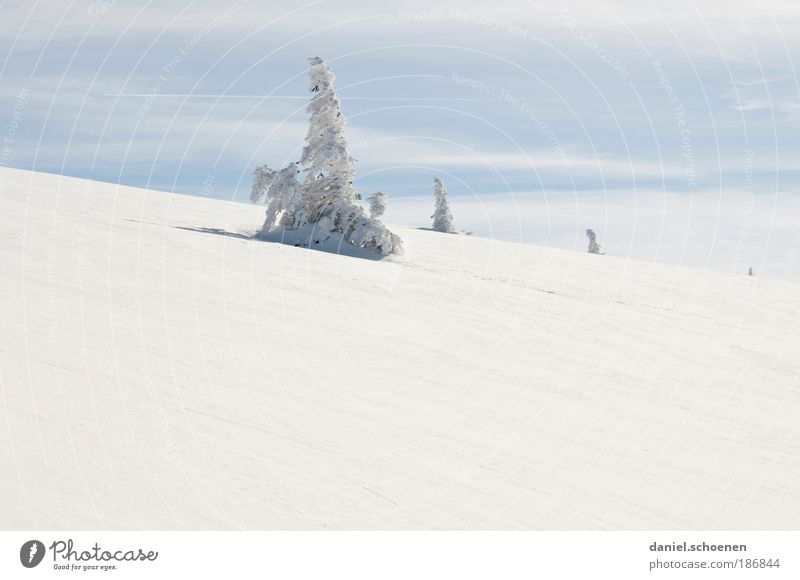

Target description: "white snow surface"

left=1, top=167, right=799, bottom=530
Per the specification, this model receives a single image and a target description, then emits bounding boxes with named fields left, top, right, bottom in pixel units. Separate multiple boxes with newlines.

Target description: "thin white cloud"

left=344, top=129, right=687, bottom=180
left=3, top=0, right=799, bottom=50
left=722, top=77, right=800, bottom=120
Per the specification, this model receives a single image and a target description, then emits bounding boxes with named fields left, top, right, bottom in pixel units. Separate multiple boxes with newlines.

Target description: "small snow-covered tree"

left=264, top=163, right=304, bottom=229
left=431, top=177, right=455, bottom=233
left=251, top=163, right=304, bottom=229
left=367, top=191, right=388, bottom=219
left=250, top=164, right=276, bottom=203
left=748, top=267, right=754, bottom=276
left=252, top=57, right=402, bottom=256
left=586, top=228, right=603, bottom=254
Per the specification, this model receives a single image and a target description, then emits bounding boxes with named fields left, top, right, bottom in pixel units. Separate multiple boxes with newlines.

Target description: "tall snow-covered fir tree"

left=431, top=177, right=456, bottom=233
left=251, top=57, right=402, bottom=256
left=301, top=56, right=358, bottom=218
left=586, top=228, right=603, bottom=254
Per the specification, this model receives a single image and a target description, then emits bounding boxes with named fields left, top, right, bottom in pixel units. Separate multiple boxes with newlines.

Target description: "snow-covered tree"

left=251, top=163, right=304, bottom=229
left=748, top=267, right=754, bottom=277
left=586, top=228, right=603, bottom=254
left=301, top=56, right=359, bottom=220
left=252, top=57, right=402, bottom=256
left=367, top=191, right=388, bottom=219
left=250, top=164, right=276, bottom=204
left=265, top=163, right=304, bottom=229
left=431, top=177, right=455, bottom=233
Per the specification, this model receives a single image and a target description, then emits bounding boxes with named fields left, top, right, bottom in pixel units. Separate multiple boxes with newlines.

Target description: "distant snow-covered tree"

left=253, top=57, right=402, bottom=256
left=367, top=191, right=388, bottom=219
left=431, top=177, right=455, bottom=233
left=748, top=267, right=754, bottom=277
left=586, top=228, right=603, bottom=254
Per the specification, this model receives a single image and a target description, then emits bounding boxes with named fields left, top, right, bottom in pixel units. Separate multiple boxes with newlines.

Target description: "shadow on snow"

left=173, top=225, right=388, bottom=261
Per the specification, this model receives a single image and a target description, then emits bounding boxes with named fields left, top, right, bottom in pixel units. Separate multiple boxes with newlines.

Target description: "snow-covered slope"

left=1, top=166, right=798, bottom=530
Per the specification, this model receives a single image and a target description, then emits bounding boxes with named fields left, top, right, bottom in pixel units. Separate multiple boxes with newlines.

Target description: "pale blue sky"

left=2, top=0, right=800, bottom=278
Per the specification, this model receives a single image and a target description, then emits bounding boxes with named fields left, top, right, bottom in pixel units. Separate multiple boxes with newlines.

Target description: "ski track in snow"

left=1, top=166, right=799, bottom=529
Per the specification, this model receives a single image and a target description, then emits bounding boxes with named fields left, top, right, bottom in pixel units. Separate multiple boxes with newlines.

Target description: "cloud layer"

left=1, top=0, right=799, bottom=278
